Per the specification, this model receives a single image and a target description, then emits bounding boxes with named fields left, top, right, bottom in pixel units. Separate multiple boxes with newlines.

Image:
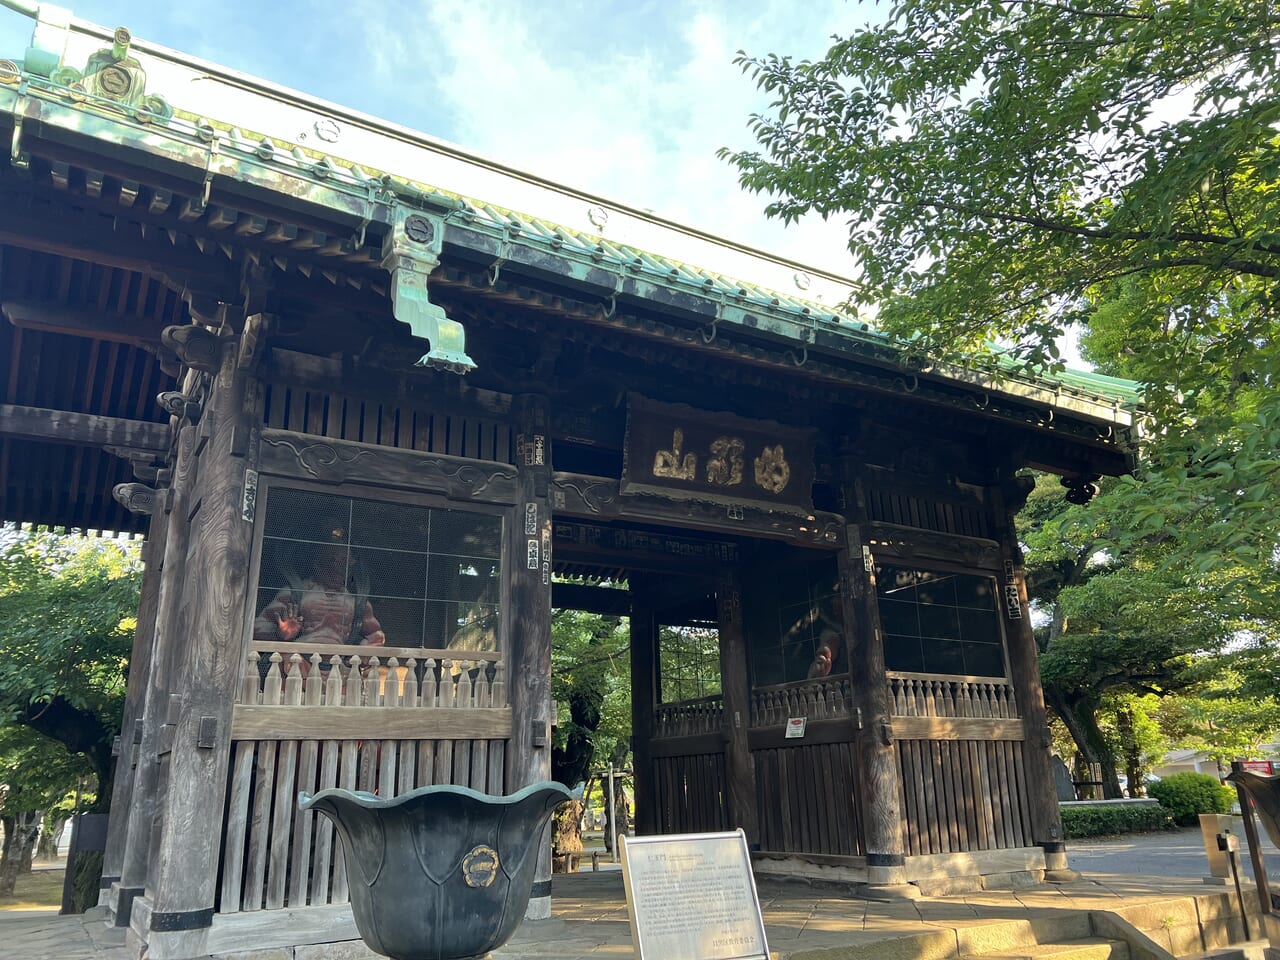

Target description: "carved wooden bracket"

left=156, top=391, right=202, bottom=421
left=1059, top=473, right=1100, bottom=506
left=103, top=445, right=164, bottom=482
left=113, top=482, right=158, bottom=515
left=161, top=324, right=224, bottom=374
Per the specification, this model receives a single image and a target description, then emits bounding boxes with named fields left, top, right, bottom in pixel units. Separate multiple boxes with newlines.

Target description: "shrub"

left=1060, top=802, right=1175, bottom=839
left=1147, top=772, right=1235, bottom=826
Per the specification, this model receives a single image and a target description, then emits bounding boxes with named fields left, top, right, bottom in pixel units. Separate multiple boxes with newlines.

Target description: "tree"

left=0, top=529, right=142, bottom=804
left=548, top=605, right=630, bottom=867
left=0, top=725, right=91, bottom=897
left=1019, top=475, right=1238, bottom=795
left=722, top=0, right=1280, bottom=570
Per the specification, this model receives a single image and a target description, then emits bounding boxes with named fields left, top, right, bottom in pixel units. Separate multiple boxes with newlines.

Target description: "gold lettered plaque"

left=622, top=396, right=814, bottom=512
left=620, top=829, right=769, bottom=960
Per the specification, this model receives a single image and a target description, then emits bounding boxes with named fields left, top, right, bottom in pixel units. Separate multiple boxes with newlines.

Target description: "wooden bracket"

left=161, top=324, right=224, bottom=374
left=156, top=390, right=202, bottom=422
left=113, top=482, right=158, bottom=515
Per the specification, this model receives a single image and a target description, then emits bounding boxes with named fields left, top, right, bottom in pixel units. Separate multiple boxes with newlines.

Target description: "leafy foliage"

left=550, top=606, right=631, bottom=788
left=0, top=725, right=92, bottom=822
left=0, top=528, right=141, bottom=801
left=0, top=724, right=93, bottom=897
left=1147, top=770, right=1235, bottom=825
left=722, top=0, right=1280, bottom=573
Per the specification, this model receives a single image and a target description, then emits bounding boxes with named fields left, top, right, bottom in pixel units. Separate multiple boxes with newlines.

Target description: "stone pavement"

left=1, top=870, right=1270, bottom=960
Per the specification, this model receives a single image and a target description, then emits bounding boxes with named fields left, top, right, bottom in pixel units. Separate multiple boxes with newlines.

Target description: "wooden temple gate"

left=0, top=9, right=1139, bottom=959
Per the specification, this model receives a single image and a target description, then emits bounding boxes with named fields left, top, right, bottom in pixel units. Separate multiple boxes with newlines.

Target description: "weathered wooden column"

left=837, top=530, right=917, bottom=898
left=98, top=500, right=167, bottom=908
left=110, top=413, right=198, bottom=928
left=507, top=394, right=555, bottom=920
left=716, top=573, right=758, bottom=844
left=989, top=476, right=1078, bottom=880
left=629, top=581, right=659, bottom=837
left=130, top=316, right=264, bottom=960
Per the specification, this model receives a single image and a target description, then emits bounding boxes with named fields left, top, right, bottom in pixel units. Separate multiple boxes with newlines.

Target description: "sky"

left=0, top=0, right=882, bottom=279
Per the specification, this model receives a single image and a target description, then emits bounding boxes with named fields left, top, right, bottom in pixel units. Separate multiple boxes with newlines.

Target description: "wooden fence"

left=895, top=736, right=1033, bottom=856
left=652, top=752, right=728, bottom=835
left=217, top=643, right=511, bottom=913
left=753, top=738, right=863, bottom=857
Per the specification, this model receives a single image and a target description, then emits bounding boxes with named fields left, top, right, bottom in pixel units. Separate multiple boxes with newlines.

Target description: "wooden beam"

left=231, top=706, right=512, bottom=741
left=550, top=581, right=631, bottom=616
left=3, top=299, right=167, bottom=345
left=0, top=404, right=169, bottom=452
left=258, top=429, right=519, bottom=504
left=889, top=717, right=1025, bottom=742
left=553, top=471, right=845, bottom=547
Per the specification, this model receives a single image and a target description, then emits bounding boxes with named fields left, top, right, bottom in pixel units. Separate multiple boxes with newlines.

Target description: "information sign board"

left=619, top=829, right=769, bottom=960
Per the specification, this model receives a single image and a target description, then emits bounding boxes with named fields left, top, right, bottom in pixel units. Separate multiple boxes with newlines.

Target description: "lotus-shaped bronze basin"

left=298, top=782, right=576, bottom=960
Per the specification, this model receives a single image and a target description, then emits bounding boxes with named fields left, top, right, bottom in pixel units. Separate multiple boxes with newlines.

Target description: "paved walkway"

left=0, top=868, right=1271, bottom=960
left=1069, top=824, right=1280, bottom=883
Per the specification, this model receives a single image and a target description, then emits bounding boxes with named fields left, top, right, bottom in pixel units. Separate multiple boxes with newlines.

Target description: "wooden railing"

left=749, top=676, right=853, bottom=727
left=220, top=641, right=510, bottom=913
left=888, top=674, right=1019, bottom=719
left=653, top=696, right=724, bottom=738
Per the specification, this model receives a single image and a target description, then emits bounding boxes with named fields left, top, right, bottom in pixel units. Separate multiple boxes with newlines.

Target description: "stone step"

left=954, top=913, right=1096, bottom=956
left=973, top=937, right=1132, bottom=960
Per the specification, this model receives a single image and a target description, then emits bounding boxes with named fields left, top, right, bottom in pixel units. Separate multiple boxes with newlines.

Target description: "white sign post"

left=619, top=829, right=769, bottom=960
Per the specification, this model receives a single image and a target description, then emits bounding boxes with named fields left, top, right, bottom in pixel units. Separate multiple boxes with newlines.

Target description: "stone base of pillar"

left=1044, top=868, right=1083, bottom=882
left=862, top=861, right=920, bottom=899
left=525, top=894, right=552, bottom=920
left=107, top=883, right=144, bottom=928
left=1039, top=841, right=1080, bottom=882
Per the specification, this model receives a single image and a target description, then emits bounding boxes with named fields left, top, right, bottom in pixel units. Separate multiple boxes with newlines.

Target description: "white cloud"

left=349, top=0, right=867, bottom=277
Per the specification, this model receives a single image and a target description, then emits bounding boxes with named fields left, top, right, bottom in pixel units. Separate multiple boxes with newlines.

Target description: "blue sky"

left=0, top=0, right=881, bottom=276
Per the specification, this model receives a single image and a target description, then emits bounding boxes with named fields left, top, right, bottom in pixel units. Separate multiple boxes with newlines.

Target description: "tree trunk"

left=551, top=799, right=584, bottom=874
left=1045, top=687, right=1123, bottom=798
left=0, top=810, right=44, bottom=896
left=36, top=815, right=66, bottom=860
left=1115, top=705, right=1146, bottom=797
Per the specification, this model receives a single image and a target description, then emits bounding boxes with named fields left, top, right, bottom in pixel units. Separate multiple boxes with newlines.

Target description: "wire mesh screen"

left=251, top=487, right=503, bottom=651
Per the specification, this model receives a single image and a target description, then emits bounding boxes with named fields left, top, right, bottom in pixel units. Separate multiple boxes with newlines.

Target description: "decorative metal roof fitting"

left=381, top=209, right=477, bottom=375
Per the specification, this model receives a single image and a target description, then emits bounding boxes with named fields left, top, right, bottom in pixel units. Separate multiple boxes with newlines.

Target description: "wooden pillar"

left=629, top=584, right=659, bottom=837
left=110, top=419, right=197, bottom=929
left=838, top=528, right=917, bottom=897
left=507, top=394, right=555, bottom=920
left=130, top=324, right=264, bottom=960
left=716, top=573, right=758, bottom=844
left=989, top=477, right=1078, bottom=880
left=99, top=509, right=167, bottom=907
